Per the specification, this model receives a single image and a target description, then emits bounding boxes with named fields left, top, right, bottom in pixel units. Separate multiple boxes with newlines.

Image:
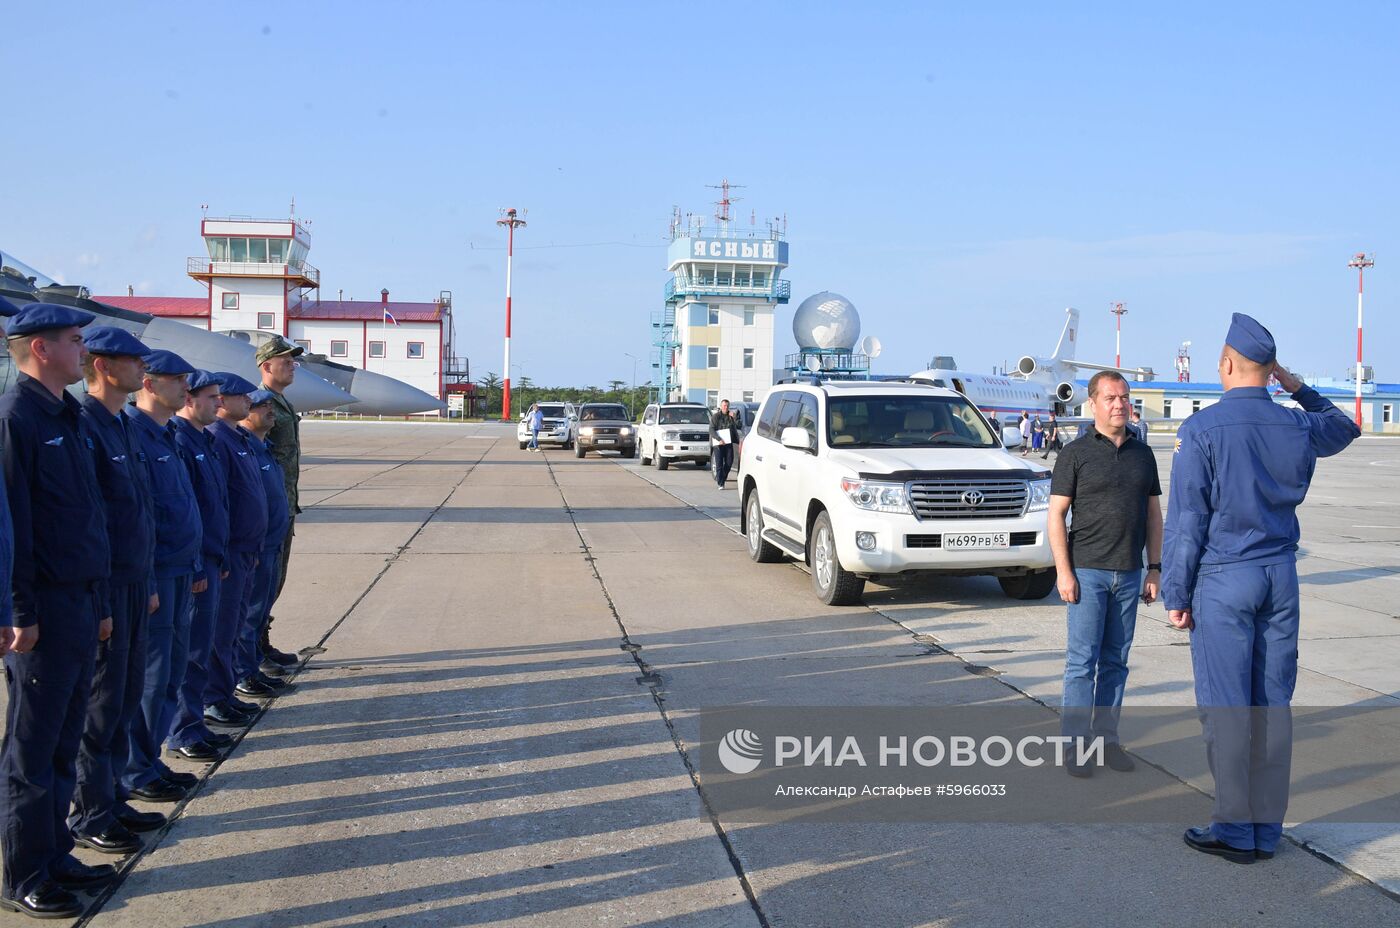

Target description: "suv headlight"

left=665, top=430, right=683, bottom=441
left=579, top=427, right=595, bottom=435
left=1026, top=478, right=1052, bottom=513
left=840, top=477, right=911, bottom=514
left=619, top=426, right=631, bottom=435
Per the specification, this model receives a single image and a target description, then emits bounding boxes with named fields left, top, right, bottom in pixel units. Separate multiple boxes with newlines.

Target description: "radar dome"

left=792, top=291, right=861, bottom=350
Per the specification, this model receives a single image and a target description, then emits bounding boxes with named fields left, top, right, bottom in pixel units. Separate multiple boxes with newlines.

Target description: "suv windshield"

left=538, top=405, right=566, bottom=418
left=828, top=395, right=996, bottom=448
left=659, top=406, right=710, bottom=425
left=580, top=404, right=628, bottom=421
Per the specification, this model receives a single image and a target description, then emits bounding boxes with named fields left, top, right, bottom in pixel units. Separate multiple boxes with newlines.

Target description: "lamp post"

left=496, top=208, right=527, bottom=421
left=1348, top=253, right=1374, bottom=430
left=624, top=352, right=639, bottom=418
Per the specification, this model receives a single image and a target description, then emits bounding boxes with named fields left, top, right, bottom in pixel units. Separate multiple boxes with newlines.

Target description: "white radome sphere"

left=792, top=291, right=861, bottom=350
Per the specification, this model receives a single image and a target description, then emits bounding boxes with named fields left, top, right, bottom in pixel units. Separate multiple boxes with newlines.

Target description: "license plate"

left=597, top=439, right=615, bottom=444
left=943, top=532, right=1009, bottom=549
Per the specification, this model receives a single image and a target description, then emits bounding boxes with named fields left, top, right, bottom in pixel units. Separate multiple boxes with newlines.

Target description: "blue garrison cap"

left=215, top=372, right=258, bottom=396
left=5, top=304, right=95, bottom=338
left=83, top=325, right=150, bottom=358
left=187, top=369, right=221, bottom=393
left=1226, top=312, right=1276, bottom=365
left=142, top=349, right=194, bottom=376
left=247, top=388, right=276, bottom=407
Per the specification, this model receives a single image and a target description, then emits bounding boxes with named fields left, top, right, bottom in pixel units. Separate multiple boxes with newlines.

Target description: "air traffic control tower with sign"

left=652, top=184, right=790, bottom=406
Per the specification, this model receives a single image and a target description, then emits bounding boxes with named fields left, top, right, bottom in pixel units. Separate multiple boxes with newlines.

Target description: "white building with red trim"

left=99, top=216, right=458, bottom=402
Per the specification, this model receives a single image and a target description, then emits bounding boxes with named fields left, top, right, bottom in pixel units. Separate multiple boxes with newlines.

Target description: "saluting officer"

left=256, top=336, right=303, bottom=670
left=0, top=305, right=114, bottom=919
left=166, top=370, right=235, bottom=761
left=203, top=374, right=268, bottom=727
left=1164, top=313, right=1361, bottom=864
left=121, top=350, right=203, bottom=806
left=232, top=390, right=292, bottom=700
left=68, top=327, right=163, bottom=857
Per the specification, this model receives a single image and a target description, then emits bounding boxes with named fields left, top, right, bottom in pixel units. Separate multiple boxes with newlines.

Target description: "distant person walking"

left=1041, top=413, right=1060, bottom=459
left=528, top=405, right=543, bottom=452
left=1129, top=408, right=1147, bottom=443
left=1032, top=415, right=1044, bottom=452
left=709, top=399, right=741, bottom=489
left=1019, top=410, right=1032, bottom=455
left=1049, top=371, right=1162, bottom=778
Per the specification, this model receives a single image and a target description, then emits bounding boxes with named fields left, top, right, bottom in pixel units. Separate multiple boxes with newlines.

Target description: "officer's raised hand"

left=1168, top=608, right=1193, bottom=630
left=1272, top=362, right=1303, bottom=394
left=192, top=577, right=208, bottom=594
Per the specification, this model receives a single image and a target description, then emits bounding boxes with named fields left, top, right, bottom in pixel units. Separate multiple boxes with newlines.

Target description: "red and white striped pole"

left=1111, top=302, right=1127, bottom=368
left=1348, top=253, right=1374, bottom=430
left=497, top=208, right=527, bottom=421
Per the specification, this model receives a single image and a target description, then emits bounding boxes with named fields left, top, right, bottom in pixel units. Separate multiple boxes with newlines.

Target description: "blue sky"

left=4, top=2, right=1396, bottom=387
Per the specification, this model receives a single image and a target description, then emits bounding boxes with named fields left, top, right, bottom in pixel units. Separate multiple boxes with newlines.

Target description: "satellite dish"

left=860, top=335, right=883, bottom=359
left=792, top=291, right=860, bottom=350
left=805, top=355, right=823, bottom=373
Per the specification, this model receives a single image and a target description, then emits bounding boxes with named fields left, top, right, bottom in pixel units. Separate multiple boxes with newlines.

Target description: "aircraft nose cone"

left=345, top=369, right=446, bottom=415
left=285, top=372, right=358, bottom=411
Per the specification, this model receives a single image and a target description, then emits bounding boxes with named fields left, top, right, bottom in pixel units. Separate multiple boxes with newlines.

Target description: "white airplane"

left=908, top=307, right=1150, bottom=423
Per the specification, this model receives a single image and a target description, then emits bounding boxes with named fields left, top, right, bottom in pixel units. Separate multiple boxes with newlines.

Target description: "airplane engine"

left=1017, top=355, right=1053, bottom=377
left=1056, top=381, right=1088, bottom=408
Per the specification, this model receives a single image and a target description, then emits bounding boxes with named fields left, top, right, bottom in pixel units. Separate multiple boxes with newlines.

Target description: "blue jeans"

left=1062, top=567, right=1143, bottom=743
left=528, top=427, right=540, bottom=449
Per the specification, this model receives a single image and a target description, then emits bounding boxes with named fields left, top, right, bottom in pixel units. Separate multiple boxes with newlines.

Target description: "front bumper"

left=832, top=508, right=1054, bottom=576
left=523, top=429, right=571, bottom=445
left=580, top=433, right=635, bottom=451
left=658, top=440, right=710, bottom=461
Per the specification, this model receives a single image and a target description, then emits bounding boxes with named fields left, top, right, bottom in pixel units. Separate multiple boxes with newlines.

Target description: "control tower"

left=653, top=184, right=790, bottom=406
left=188, top=215, right=318, bottom=334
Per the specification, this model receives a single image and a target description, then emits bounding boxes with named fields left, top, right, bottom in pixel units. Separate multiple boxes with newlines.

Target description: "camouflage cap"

left=255, top=334, right=304, bottom=364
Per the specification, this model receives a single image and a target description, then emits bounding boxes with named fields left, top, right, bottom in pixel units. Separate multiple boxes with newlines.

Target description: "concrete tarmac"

left=1, top=422, right=1396, bottom=926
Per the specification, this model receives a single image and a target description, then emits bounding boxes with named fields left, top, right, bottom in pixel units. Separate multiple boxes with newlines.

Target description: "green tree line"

left=475, top=373, right=655, bottom=420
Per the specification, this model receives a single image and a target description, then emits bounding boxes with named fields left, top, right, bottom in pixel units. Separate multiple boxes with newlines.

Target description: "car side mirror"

left=1001, top=426, right=1024, bottom=447
left=780, top=426, right=812, bottom=451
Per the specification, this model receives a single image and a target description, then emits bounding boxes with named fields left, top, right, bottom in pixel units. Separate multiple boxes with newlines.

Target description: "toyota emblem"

left=962, top=490, right=985, bottom=507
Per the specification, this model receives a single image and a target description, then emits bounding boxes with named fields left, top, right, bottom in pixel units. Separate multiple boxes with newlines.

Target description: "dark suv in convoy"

left=574, top=403, right=637, bottom=457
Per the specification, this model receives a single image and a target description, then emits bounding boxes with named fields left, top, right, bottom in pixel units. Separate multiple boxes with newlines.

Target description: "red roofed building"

left=100, top=216, right=467, bottom=403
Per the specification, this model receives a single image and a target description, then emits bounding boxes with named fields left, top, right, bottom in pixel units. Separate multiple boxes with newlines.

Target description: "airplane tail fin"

left=1051, top=307, right=1079, bottom=361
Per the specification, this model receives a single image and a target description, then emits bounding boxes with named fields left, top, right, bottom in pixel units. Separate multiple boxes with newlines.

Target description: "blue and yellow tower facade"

left=654, top=227, right=790, bottom=405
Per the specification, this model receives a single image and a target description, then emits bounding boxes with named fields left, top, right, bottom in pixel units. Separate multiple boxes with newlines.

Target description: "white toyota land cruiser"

left=738, top=379, right=1056, bottom=605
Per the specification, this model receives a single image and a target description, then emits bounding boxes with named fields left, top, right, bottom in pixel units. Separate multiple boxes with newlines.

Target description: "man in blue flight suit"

left=233, top=390, right=292, bottom=701
left=1164, top=313, right=1360, bottom=864
left=203, top=374, right=268, bottom=727
left=167, top=370, right=236, bottom=761
left=68, top=327, right=164, bottom=857
left=0, top=305, right=115, bottom=919
left=121, top=350, right=204, bottom=806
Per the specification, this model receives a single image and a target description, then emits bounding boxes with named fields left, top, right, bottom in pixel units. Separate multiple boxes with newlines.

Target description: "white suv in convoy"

left=517, top=401, right=577, bottom=449
left=739, top=380, right=1056, bottom=605
left=638, top=402, right=712, bottom=471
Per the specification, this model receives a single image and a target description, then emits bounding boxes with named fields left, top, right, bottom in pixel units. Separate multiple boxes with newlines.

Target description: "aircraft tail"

left=1051, top=307, right=1079, bottom=361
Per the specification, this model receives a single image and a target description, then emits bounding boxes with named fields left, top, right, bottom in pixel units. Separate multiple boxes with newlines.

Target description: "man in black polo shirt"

left=1048, top=371, right=1162, bottom=777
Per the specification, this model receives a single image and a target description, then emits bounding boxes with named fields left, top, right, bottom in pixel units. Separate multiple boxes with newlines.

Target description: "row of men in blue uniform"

left=0, top=303, right=298, bottom=919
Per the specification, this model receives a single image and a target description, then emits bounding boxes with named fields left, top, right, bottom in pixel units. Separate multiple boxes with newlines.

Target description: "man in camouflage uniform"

left=255, top=336, right=303, bottom=671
